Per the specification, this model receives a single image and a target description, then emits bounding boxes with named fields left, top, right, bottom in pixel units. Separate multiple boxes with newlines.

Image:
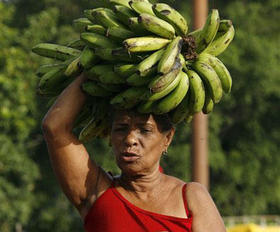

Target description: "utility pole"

left=191, top=0, right=209, bottom=189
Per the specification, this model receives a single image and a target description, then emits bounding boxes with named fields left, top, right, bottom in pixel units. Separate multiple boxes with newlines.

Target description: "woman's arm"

left=186, top=182, right=226, bottom=232
left=42, top=73, right=112, bottom=219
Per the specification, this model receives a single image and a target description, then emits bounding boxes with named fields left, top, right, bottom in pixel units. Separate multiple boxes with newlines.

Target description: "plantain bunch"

left=32, top=0, right=235, bottom=142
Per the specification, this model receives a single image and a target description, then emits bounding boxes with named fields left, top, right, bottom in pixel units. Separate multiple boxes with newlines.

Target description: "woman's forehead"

left=113, top=111, right=155, bottom=124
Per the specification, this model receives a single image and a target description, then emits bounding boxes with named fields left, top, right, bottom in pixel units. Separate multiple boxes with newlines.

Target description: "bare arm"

left=42, top=73, right=112, bottom=219
left=186, top=182, right=226, bottom=232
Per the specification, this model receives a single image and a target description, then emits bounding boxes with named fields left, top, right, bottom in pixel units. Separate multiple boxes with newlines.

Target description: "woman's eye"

left=141, top=128, right=152, bottom=133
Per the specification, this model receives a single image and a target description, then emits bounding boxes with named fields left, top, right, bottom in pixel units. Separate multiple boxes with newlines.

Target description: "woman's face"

left=110, top=111, right=174, bottom=175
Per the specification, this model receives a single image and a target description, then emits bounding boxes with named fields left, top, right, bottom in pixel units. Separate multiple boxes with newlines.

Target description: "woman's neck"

left=119, top=168, right=164, bottom=195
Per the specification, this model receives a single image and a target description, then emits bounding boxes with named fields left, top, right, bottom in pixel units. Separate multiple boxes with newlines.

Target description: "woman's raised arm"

left=41, top=73, right=112, bottom=219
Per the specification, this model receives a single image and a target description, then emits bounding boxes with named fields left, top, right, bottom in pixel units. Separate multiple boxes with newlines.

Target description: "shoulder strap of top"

left=182, top=183, right=191, bottom=217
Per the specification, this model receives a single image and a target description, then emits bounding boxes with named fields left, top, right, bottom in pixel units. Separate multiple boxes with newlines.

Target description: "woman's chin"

left=117, top=158, right=144, bottom=175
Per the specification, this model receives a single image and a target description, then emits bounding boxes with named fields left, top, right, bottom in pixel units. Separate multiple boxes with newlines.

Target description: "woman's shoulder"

left=163, top=176, right=212, bottom=207
left=184, top=182, right=218, bottom=215
left=184, top=182, right=227, bottom=231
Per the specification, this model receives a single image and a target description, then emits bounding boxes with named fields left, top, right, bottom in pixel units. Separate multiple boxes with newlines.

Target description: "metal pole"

left=191, top=0, right=209, bottom=189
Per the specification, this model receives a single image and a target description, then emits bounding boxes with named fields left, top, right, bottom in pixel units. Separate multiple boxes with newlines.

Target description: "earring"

left=162, top=150, right=168, bottom=156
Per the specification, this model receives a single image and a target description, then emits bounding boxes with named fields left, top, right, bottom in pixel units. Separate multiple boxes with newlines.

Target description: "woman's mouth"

left=120, top=152, right=140, bottom=162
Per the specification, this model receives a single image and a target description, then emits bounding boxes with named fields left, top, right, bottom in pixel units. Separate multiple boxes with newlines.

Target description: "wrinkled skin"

left=110, top=110, right=174, bottom=176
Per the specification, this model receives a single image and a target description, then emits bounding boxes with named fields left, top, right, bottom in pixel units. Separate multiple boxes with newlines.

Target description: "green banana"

left=126, top=67, right=157, bottom=86
left=86, top=64, right=114, bottom=80
left=128, top=17, right=150, bottom=35
left=170, top=92, right=192, bottom=124
left=73, top=18, right=93, bottom=32
left=189, top=9, right=220, bottom=53
left=137, top=48, right=165, bottom=76
left=79, top=117, right=107, bottom=142
left=32, top=43, right=81, bottom=61
left=154, top=71, right=190, bottom=115
left=158, top=36, right=183, bottom=74
left=106, top=27, right=136, bottom=42
left=80, top=46, right=99, bottom=70
left=36, top=63, right=66, bottom=77
left=38, top=75, right=76, bottom=98
left=110, top=0, right=131, bottom=8
left=110, top=86, right=151, bottom=109
left=202, top=91, right=214, bottom=114
left=82, top=81, right=113, bottom=97
left=93, top=9, right=125, bottom=28
left=97, top=83, right=123, bottom=92
left=80, top=32, right=118, bottom=48
left=199, top=53, right=232, bottom=93
left=67, top=39, right=86, bottom=50
left=84, top=8, right=114, bottom=23
left=114, top=64, right=138, bottom=78
left=93, top=48, right=120, bottom=62
left=137, top=100, right=156, bottom=114
left=149, top=57, right=182, bottom=93
left=203, top=20, right=235, bottom=56
left=138, top=13, right=175, bottom=39
left=98, top=71, right=127, bottom=85
left=192, top=59, right=223, bottom=103
left=64, top=56, right=82, bottom=77
left=126, top=73, right=151, bottom=86
left=185, top=69, right=205, bottom=113
left=78, top=114, right=98, bottom=141
left=114, top=5, right=137, bottom=25
left=94, top=47, right=142, bottom=62
left=129, top=0, right=155, bottom=16
left=38, top=66, right=68, bottom=94
left=86, top=24, right=106, bottom=35
left=148, top=67, right=182, bottom=101
left=95, top=118, right=111, bottom=139
left=152, top=3, right=188, bottom=36
left=124, top=37, right=170, bottom=52
left=74, top=103, right=94, bottom=128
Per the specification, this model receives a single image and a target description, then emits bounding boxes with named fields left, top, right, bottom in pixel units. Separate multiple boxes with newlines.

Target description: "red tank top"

left=84, top=183, right=192, bottom=232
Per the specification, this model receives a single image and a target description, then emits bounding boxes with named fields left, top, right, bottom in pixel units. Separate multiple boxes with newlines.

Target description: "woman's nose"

left=124, top=130, right=138, bottom=147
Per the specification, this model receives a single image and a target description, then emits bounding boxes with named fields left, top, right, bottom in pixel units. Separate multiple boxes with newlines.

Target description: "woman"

left=42, top=73, right=226, bottom=231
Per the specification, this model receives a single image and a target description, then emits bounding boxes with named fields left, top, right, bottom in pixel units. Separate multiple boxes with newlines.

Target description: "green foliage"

left=208, top=0, right=280, bottom=215
left=0, top=3, right=40, bottom=230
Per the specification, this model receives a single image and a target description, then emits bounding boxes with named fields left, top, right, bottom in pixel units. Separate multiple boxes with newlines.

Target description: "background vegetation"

left=0, top=0, right=279, bottom=231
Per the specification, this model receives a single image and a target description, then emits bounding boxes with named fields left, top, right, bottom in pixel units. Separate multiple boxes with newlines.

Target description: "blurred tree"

left=207, top=0, right=280, bottom=215
left=0, top=3, right=39, bottom=231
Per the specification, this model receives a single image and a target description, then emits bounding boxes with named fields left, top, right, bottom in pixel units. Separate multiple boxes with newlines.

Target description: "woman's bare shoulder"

left=184, top=182, right=226, bottom=232
left=184, top=182, right=212, bottom=210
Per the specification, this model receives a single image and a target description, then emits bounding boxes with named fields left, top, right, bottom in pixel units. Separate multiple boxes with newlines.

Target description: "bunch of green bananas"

left=32, top=0, right=235, bottom=142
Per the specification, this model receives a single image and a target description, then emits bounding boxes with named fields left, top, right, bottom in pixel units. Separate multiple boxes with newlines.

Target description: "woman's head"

left=110, top=110, right=175, bottom=175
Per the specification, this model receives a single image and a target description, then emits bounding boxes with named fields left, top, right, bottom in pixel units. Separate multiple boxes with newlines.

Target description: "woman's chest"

left=84, top=188, right=192, bottom=232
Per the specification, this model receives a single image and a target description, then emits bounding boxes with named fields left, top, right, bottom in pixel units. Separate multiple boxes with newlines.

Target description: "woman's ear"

left=164, top=128, right=175, bottom=149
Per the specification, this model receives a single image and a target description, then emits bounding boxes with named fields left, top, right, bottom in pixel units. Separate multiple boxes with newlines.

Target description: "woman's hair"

left=109, top=107, right=174, bottom=133
left=153, top=113, right=174, bottom=132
